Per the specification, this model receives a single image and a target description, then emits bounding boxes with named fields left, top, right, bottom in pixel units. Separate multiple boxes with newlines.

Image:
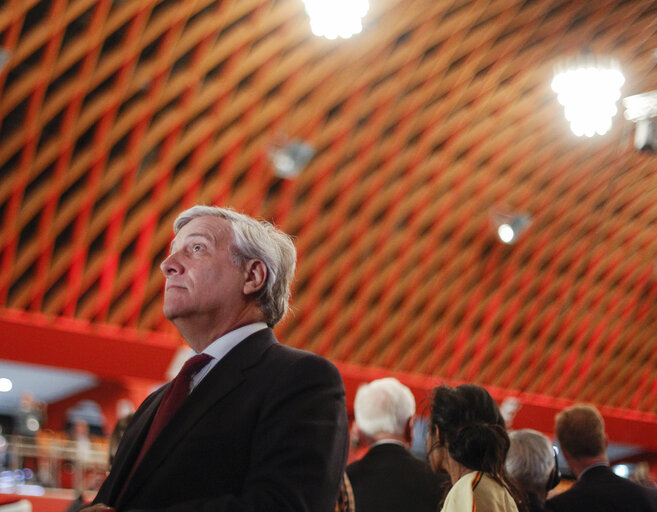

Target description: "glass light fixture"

left=551, top=55, right=625, bottom=137
left=302, top=0, right=370, bottom=40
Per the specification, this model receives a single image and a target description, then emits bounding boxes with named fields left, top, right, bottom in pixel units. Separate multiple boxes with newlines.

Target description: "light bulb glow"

left=0, top=378, right=12, bottom=392
left=613, top=464, right=630, bottom=478
left=303, top=0, right=369, bottom=39
left=498, top=224, right=515, bottom=244
left=552, top=59, right=624, bottom=137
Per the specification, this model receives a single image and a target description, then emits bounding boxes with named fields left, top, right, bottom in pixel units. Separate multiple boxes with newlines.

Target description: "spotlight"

left=490, top=209, right=532, bottom=245
left=0, top=47, right=10, bottom=73
left=623, top=90, right=657, bottom=122
left=498, top=224, right=516, bottom=244
left=633, top=118, right=657, bottom=151
left=612, top=464, right=631, bottom=479
left=0, top=378, right=12, bottom=392
left=623, top=90, right=657, bottom=152
left=268, top=138, right=316, bottom=179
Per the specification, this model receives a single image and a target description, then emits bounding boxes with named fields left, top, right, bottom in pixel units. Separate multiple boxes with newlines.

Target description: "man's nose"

left=160, top=253, right=183, bottom=276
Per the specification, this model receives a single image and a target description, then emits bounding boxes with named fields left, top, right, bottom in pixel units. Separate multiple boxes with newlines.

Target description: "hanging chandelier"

left=302, top=0, right=370, bottom=40
left=551, top=55, right=625, bottom=137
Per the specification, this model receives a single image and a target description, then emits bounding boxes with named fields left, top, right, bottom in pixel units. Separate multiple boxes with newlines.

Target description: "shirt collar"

left=201, top=322, right=268, bottom=361
left=371, top=439, right=407, bottom=448
left=189, top=322, right=267, bottom=391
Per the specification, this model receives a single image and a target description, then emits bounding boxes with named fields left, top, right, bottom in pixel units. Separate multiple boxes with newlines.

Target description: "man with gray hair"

left=506, top=429, right=559, bottom=512
left=346, top=378, right=448, bottom=512
left=88, top=205, right=349, bottom=512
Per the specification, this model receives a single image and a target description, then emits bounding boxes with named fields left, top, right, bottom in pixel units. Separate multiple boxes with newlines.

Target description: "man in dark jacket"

left=85, top=206, right=349, bottom=512
left=347, top=378, right=448, bottom=512
left=546, top=404, right=657, bottom=512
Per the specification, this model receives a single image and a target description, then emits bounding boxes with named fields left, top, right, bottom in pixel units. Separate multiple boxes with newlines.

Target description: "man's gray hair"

left=173, top=205, right=296, bottom=327
left=506, top=429, right=555, bottom=495
left=354, top=378, right=416, bottom=438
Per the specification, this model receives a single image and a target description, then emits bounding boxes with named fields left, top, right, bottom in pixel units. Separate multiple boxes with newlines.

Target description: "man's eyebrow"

left=170, top=231, right=215, bottom=252
left=185, top=232, right=214, bottom=242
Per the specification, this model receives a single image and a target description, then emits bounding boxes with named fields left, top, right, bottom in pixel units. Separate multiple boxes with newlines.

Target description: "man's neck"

left=368, top=433, right=409, bottom=449
left=567, top=455, right=608, bottom=479
left=174, top=308, right=266, bottom=352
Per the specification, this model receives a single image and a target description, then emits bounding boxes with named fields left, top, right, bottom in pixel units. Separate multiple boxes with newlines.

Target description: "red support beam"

left=3, top=308, right=657, bottom=452
left=336, top=361, right=657, bottom=453
left=0, top=308, right=180, bottom=381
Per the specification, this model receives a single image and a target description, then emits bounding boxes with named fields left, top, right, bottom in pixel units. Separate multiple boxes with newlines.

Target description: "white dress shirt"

left=189, top=322, right=268, bottom=391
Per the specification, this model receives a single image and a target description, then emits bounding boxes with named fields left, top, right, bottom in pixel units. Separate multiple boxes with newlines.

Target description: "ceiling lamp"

left=0, top=47, right=10, bottom=73
left=490, top=209, right=532, bottom=245
left=268, top=138, right=316, bottom=179
left=302, top=0, right=369, bottom=40
left=622, top=90, right=657, bottom=151
left=551, top=55, right=624, bottom=137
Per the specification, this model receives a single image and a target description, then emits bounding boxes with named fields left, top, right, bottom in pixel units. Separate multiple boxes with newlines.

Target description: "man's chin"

left=163, top=305, right=189, bottom=321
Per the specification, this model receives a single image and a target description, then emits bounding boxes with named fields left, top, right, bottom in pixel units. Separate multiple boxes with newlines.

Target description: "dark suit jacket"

left=93, top=328, right=349, bottom=512
left=546, top=466, right=657, bottom=512
left=346, top=443, right=449, bottom=512
left=525, top=491, right=547, bottom=512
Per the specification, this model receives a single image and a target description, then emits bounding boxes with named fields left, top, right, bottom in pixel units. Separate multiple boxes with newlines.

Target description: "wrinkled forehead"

left=170, top=215, right=233, bottom=250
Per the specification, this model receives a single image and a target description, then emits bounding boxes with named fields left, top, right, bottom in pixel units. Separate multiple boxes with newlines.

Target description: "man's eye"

left=193, top=244, right=203, bottom=252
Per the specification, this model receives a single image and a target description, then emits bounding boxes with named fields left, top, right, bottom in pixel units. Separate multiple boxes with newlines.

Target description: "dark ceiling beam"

left=0, top=308, right=181, bottom=381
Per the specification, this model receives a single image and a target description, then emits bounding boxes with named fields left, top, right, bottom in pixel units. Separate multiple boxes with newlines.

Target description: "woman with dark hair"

left=427, top=384, right=526, bottom=512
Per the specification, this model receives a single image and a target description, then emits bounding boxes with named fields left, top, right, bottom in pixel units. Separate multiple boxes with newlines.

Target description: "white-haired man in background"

left=506, top=429, right=560, bottom=512
left=346, top=378, right=449, bottom=512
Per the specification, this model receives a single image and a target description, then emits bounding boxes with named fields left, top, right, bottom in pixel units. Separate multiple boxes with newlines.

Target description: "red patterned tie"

left=118, top=353, right=212, bottom=502
left=140, top=353, right=213, bottom=455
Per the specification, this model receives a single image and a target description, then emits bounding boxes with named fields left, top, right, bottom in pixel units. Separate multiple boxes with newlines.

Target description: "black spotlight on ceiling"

left=268, top=137, right=316, bottom=179
left=490, top=208, right=532, bottom=245
left=0, top=47, right=10, bottom=73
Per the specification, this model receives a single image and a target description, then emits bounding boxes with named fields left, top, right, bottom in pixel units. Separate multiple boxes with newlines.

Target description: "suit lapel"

left=116, top=329, right=276, bottom=508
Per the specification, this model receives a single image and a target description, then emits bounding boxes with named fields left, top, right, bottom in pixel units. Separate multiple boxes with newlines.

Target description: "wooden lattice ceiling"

left=2, top=0, right=657, bottom=432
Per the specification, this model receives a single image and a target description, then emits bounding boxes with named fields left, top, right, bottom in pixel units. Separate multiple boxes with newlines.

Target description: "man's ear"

left=405, top=417, right=415, bottom=444
left=243, top=259, right=267, bottom=295
left=560, top=447, right=574, bottom=467
left=352, top=424, right=373, bottom=447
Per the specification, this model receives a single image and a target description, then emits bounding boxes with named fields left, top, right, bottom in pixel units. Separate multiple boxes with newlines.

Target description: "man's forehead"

left=171, top=215, right=230, bottom=247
